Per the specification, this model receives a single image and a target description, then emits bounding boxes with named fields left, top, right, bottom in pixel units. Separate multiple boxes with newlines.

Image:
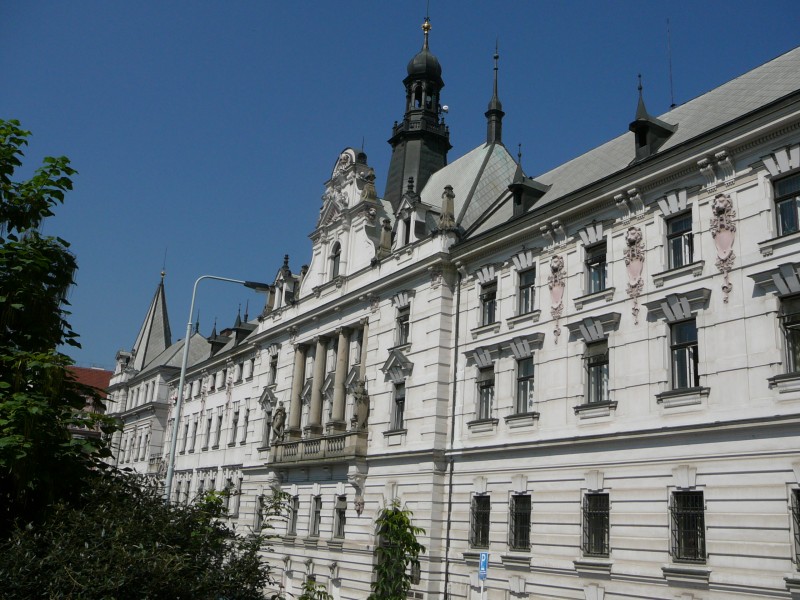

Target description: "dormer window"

left=330, top=242, right=341, bottom=280
left=403, top=215, right=412, bottom=246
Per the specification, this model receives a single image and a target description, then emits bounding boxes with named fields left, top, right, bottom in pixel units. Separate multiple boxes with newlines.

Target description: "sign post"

left=478, top=552, right=488, bottom=599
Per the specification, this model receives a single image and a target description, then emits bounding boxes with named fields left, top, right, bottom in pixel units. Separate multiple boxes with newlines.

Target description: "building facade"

left=107, top=20, right=800, bottom=600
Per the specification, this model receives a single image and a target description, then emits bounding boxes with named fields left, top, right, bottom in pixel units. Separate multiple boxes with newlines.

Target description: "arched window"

left=330, top=242, right=341, bottom=279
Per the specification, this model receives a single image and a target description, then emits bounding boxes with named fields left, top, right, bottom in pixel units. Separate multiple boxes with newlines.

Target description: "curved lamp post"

left=163, top=275, right=271, bottom=501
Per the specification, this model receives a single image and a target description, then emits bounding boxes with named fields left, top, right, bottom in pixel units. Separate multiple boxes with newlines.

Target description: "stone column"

left=358, top=320, right=369, bottom=381
left=329, top=328, right=350, bottom=431
left=286, top=344, right=307, bottom=438
left=307, top=336, right=328, bottom=435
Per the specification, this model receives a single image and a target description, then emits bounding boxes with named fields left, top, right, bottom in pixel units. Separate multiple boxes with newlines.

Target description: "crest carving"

left=548, top=255, right=565, bottom=343
left=623, top=226, right=645, bottom=324
left=710, top=193, right=736, bottom=303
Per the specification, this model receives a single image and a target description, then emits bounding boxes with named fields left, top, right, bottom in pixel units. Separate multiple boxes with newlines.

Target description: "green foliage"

left=369, top=499, right=426, bottom=600
left=0, top=471, right=280, bottom=599
left=0, top=118, right=118, bottom=537
left=298, top=577, right=334, bottom=600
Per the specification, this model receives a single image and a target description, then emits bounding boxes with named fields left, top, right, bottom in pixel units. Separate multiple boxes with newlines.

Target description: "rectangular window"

left=670, top=491, right=706, bottom=563
left=477, top=368, right=494, bottom=420
left=231, top=478, right=242, bottom=517
left=235, top=361, right=244, bottom=383
left=667, top=213, right=694, bottom=269
left=470, top=495, right=491, bottom=548
left=213, top=412, right=222, bottom=448
left=180, top=421, right=189, bottom=453
left=515, top=357, right=534, bottom=414
left=775, top=172, right=800, bottom=236
left=480, top=282, right=497, bottom=326
left=585, top=341, right=609, bottom=404
left=585, top=242, right=607, bottom=294
left=518, top=269, right=536, bottom=315
left=334, top=495, right=347, bottom=538
left=582, top=493, right=610, bottom=557
left=189, top=418, right=197, bottom=452
left=268, top=354, right=278, bottom=385
left=671, top=319, right=699, bottom=389
left=221, top=369, right=228, bottom=389
left=792, top=489, right=800, bottom=564
left=203, top=415, right=212, bottom=449
left=241, top=408, right=249, bottom=443
left=254, top=495, right=264, bottom=531
left=310, top=495, right=322, bottom=537
left=781, top=296, right=800, bottom=373
left=287, top=496, right=299, bottom=535
left=229, top=407, right=240, bottom=445
left=509, top=494, right=531, bottom=550
left=223, top=478, right=233, bottom=512
left=396, top=305, right=411, bottom=346
left=391, top=382, right=406, bottom=430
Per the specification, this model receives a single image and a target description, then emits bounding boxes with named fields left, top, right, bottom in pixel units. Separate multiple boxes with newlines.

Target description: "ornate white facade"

left=107, top=25, right=800, bottom=600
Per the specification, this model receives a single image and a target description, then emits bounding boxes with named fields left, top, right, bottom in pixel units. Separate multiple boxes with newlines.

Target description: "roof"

left=468, top=45, right=800, bottom=237
left=139, top=332, right=211, bottom=376
left=130, top=278, right=172, bottom=372
left=68, top=366, right=113, bottom=398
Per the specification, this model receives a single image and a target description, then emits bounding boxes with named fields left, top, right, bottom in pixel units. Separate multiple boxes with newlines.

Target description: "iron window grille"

left=582, top=493, right=610, bottom=557
left=515, top=357, right=535, bottom=414
left=585, top=243, right=607, bottom=294
left=671, top=319, right=699, bottom=389
left=287, top=495, right=299, bottom=535
left=775, top=172, right=800, bottom=236
left=477, top=368, right=495, bottom=420
left=518, top=269, right=536, bottom=315
left=334, top=495, right=347, bottom=538
left=670, top=491, right=706, bottom=563
left=509, top=494, right=531, bottom=550
left=781, top=297, right=800, bottom=373
left=391, top=382, right=406, bottom=430
left=792, top=489, right=800, bottom=564
left=470, top=495, right=491, bottom=548
left=666, top=213, right=694, bottom=269
left=480, top=282, right=497, bottom=326
left=396, top=305, right=411, bottom=346
left=310, top=495, right=322, bottom=537
left=585, top=341, right=609, bottom=404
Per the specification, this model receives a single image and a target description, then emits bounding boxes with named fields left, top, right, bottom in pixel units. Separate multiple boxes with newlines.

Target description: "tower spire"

left=485, top=40, right=505, bottom=144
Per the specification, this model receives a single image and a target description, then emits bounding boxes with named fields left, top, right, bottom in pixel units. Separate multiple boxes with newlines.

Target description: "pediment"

left=258, top=386, right=277, bottom=409
left=381, top=348, right=413, bottom=383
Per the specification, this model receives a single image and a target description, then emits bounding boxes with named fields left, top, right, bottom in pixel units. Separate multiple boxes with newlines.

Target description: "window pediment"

left=644, top=289, right=711, bottom=323
left=749, top=262, right=800, bottom=297
left=507, top=334, right=545, bottom=359
left=566, top=313, right=621, bottom=342
left=762, top=143, right=800, bottom=177
left=258, top=386, right=276, bottom=409
left=381, top=349, right=413, bottom=383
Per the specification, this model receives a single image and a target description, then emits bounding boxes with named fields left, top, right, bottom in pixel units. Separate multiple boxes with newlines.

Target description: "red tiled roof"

left=68, top=366, right=113, bottom=398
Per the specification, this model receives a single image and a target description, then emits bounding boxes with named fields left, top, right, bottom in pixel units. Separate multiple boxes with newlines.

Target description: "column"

left=307, top=336, right=328, bottom=435
left=329, top=328, right=350, bottom=431
left=286, top=344, right=307, bottom=438
left=358, top=320, right=369, bottom=381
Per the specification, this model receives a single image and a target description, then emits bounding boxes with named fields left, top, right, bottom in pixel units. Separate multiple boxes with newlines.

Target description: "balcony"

left=270, top=431, right=367, bottom=466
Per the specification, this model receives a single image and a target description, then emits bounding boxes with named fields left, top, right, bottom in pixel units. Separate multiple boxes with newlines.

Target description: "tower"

left=384, top=16, right=452, bottom=212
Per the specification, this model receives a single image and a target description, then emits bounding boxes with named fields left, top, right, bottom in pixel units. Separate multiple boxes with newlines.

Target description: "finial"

left=493, top=39, right=499, bottom=96
left=194, top=310, right=200, bottom=334
left=421, top=15, right=431, bottom=49
left=361, top=136, right=365, bottom=151
left=244, top=300, right=249, bottom=322
left=211, top=318, right=217, bottom=338
left=160, top=270, right=165, bottom=280
left=283, top=254, right=289, bottom=268
left=517, top=143, right=522, bottom=163
left=638, top=74, right=643, bottom=95
left=406, top=176, right=415, bottom=193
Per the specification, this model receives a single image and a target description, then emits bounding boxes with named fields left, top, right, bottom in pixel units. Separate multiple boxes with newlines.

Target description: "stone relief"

left=548, top=254, right=565, bottom=343
left=623, top=226, right=645, bottom=324
left=710, top=193, right=736, bottom=303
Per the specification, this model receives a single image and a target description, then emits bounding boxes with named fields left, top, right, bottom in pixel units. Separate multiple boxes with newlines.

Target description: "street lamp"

left=163, top=275, right=271, bottom=501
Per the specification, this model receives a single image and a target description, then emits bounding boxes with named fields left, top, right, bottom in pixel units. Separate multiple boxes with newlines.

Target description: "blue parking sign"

left=478, top=552, right=489, bottom=580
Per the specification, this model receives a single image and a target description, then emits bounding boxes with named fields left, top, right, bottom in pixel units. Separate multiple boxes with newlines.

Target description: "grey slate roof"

left=131, top=279, right=172, bottom=372
left=468, top=45, right=800, bottom=237
left=139, top=332, right=211, bottom=376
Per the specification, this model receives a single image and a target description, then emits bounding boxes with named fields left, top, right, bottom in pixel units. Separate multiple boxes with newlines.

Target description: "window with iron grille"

left=775, top=172, right=800, bottom=236
left=585, top=341, right=609, bottom=404
left=585, top=242, right=607, bottom=294
left=391, top=382, right=406, bottom=430
left=310, top=495, right=322, bottom=537
left=792, top=489, right=800, bottom=564
left=508, top=494, right=531, bottom=550
left=477, top=368, right=494, bottom=420
left=396, top=305, right=410, bottom=346
left=671, top=319, right=699, bottom=389
left=582, top=493, right=610, bottom=557
left=670, top=491, right=706, bottom=562
left=781, top=297, right=800, bottom=373
left=470, top=495, right=491, bottom=548
left=334, top=495, right=347, bottom=538
left=515, top=357, right=534, bottom=414
left=666, top=213, right=694, bottom=269
left=518, top=269, right=536, bottom=315
left=480, top=282, right=497, bottom=326
left=287, top=495, right=299, bottom=535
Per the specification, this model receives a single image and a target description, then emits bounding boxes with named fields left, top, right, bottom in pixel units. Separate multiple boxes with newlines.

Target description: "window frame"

left=582, top=492, right=610, bottom=557
left=517, top=268, right=536, bottom=315
left=775, top=172, right=800, bottom=237
left=391, top=382, right=406, bottom=431
left=584, top=341, right=609, bottom=404
left=330, top=242, right=342, bottom=280
left=287, top=495, right=299, bottom=536
left=670, top=319, right=699, bottom=390
left=515, top=356, right=535, bottom=414
left=396, top=305, right=411, bottom=346
left=669, top=490, right=706, bottom=563
left=584, top=241, right=607, bottom=295
left=333, top=495, right=347, bottom=539
left=791, top=489, right=800, bottom=565
left=666, top=212, right=694, bottom=270
left=781, top=296, right=800, bottom=374
left=310, top=495, right=322, bottom=537
left=477, top=368, right=495, bottom=420
left=480, top=281, right=498, bottom=326
left=470, top=494, right=491, bottom=549
left=508, top=493, right=531, bottom=551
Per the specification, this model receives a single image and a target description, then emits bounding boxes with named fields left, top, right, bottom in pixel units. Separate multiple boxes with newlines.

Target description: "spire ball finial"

left=637, top=73, right=643, bottom=93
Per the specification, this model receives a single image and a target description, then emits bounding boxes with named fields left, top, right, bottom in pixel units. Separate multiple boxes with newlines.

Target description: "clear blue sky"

left=2, top=1, right=797, bottom=369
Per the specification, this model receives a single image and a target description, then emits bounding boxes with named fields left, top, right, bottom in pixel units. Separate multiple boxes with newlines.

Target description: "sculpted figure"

left=272, top=401, right=286, bottom=441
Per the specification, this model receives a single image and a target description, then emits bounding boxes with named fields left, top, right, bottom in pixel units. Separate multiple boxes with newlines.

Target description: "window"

left=330, top=242, right=341, bottom=279
left=391, top=382, right=406, bottom=430
left=235, top=361, right=244, bottom=383
left=585, top=243, right=607, bottom=294
left=180, top=421, right=189, bottom=453
left=268, top=354, right=278, bottom=385
left=231, top=478, right=242, bottom=516
left=775, top=172, right=800, bottom=236
left=221, top=369, right=228, bottom=389
left=287, top=496, right=299, bottom=535
left=518, top=269, right=536, bottom=315
left=241, top=408, right=250, bottom=443
left=515, top=357, right=534, bottom=414
left=509, top=494, right=531, bottom=550
left=470, top=495, right=490, bottom=548
left=670, top=491, right=705, bottom=563
left=582, top=493, right=610, bottom=557
left=666, top=213, right=693, bottom=269
left=213, top=412, right=222, bottom=448
left=791, top=489, right=800, bottom=564
left=781, top=297, right=800, bottom=373
left=477, top=368, right=494, bottom=420
left=480, top=282, right=497, bottom=326
left=203, top=414, right=212, bottom=449
left=310, top=495, right=322, bottom=537
left=334, top=495, right=347, bottom=538
left=585, top=341, right=609, bottom=404
left=229, top=407, right=240, bottom=445
left=254, top=495, right=265, bottom=531
left=671, top=319, right=699, bottom=389
left=224, top=478, right=233, bottom=512
left=189, top=418, right=197, bottom=452
left=396, top=305, right=410, bottom=346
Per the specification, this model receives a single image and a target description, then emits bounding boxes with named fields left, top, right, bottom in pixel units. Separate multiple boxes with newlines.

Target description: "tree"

left=298, top=578, right=334, bottom=600
left=0, top=118, right=114, bottom=537
left=369, top=499, right=426, bottom=600
left=0, top=471, right=283, bottom=599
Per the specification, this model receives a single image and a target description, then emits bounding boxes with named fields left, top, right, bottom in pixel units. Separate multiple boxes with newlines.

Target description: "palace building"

left=107, top=18, right=800, bottom=600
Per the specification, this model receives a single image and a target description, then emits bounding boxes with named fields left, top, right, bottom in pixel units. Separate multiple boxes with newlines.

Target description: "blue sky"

left=1, top=1, right=797, bottom=369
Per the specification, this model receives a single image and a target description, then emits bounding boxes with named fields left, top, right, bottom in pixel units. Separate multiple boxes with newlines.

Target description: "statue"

left=272, top=401, right=286, bottom=441
left=351, top=381, right=370, bottom=431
